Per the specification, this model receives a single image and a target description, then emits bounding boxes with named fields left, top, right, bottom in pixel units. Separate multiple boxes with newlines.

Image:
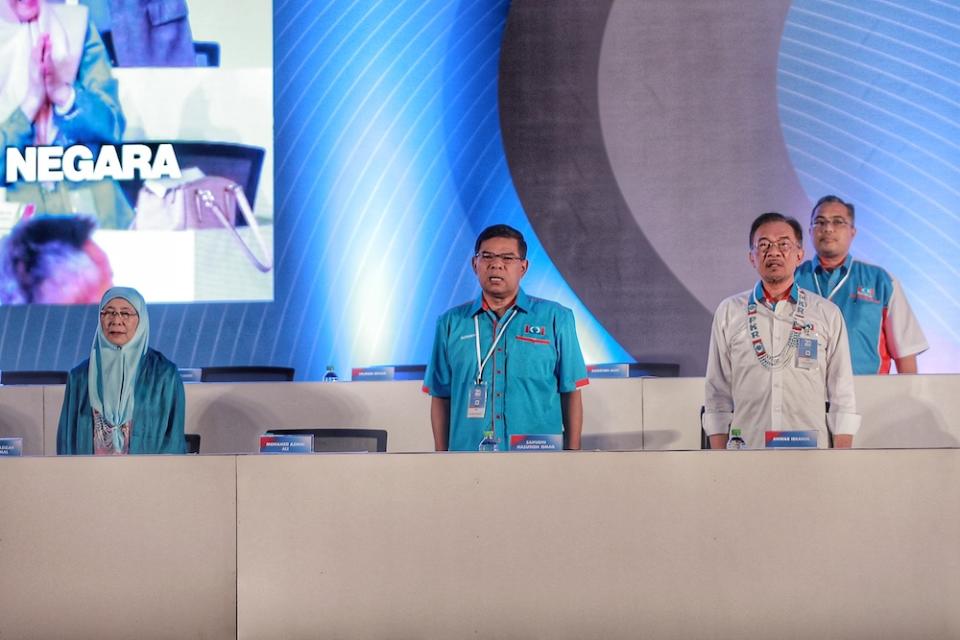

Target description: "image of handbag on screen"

left=132, top=168, right=273, bottom=272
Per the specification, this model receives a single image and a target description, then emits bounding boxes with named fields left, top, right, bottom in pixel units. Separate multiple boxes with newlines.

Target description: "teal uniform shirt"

left=795, top=255, right=928, bottom=374
left=57, top=348, right=186, bottom=454
left=424, top=289, right=589, bottom=451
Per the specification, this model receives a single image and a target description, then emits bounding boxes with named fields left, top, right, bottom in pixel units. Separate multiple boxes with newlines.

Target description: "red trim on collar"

left=762, top=286, right=792, bottom=303
left=481, top=294, right=517, bottom=313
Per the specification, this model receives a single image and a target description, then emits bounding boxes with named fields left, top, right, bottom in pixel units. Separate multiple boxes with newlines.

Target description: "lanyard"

left=813, top=265, right=852, bottom=302
left=747, top=287, right=807, bottom=370
left=474, top=308, right=518, bottom=384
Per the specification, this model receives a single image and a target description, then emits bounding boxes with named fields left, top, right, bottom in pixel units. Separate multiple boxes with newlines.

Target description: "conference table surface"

left=1, top=448, right=958, bottom=639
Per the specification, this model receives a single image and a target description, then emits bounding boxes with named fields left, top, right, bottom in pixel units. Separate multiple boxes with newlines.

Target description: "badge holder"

left=796, top=331, right=819, bottom=370
left=467, top=382, right=487, bottom=419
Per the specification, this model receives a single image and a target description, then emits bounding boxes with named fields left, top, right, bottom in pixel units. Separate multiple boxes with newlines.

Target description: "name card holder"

left=260, top=434, right=313, bottom=454
left=509, top=434, right=563, bottom=451
left=0, top=437, right=23, bottom=456
left=764, top=430, right=819, bottom=449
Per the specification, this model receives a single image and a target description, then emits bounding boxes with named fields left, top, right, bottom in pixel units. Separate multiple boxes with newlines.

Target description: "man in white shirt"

left=704, top=212, right=860, bottom=449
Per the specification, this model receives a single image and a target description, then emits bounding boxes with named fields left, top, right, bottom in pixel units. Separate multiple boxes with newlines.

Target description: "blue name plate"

left=0, top=437, right=23, bottom=456
left=351, top=366, right=395, bottom=381
left=509, top=434, right=563, bottom=451
left=765, top=430, right=819, bottom=448
left=586, top=363, right=630, bottom=379
left=260, top=434, right=313, bottom=454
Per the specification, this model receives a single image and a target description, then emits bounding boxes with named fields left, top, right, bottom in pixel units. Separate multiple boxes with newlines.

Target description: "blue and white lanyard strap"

left=813, top=266, right=852, bottom=302
left=747, top=288, right=807, bottom=370
left=474, top=308, right=519, bottom=385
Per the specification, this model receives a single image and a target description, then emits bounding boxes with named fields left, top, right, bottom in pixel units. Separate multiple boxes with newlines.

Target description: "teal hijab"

left=88, top=287, right=149, bottom=431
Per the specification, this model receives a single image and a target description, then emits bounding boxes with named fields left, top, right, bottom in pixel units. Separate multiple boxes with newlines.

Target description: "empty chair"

left=629, top=362, right=680, bottom=377
left=266, top=428, right=388, bottom=453
left=200, top=366, right=294, bottom=382
left=1, top=370, right=68, bottom=385
left=185, top=433, right=201, bottom=454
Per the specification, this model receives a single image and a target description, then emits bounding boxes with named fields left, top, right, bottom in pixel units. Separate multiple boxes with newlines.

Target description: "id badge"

left=467, top=383, right=487, bottom=419
left=796, top=335, right=819, bottom=370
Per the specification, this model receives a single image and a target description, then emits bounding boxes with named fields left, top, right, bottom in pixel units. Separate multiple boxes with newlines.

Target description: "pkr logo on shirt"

left=517, top=324, right=550, bottom=345
left=524, top=325, right=547, bottom=337
left=853, top=286, right=878, bottom=303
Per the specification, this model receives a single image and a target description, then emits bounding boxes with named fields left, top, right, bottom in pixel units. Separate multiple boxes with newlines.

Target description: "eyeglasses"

left=100, top=310, right=139, bottom=322
left=475, top=251, right=523, bottom=265
left=753, top=239, right=798, bottom=254
left=811, top=217, right=852, bottom=229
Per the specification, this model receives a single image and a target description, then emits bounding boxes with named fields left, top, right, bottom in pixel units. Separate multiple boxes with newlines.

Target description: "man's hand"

left=833, top=434, right=853, bottom=449
left=430, top=397, right=450, bottom=451
left=40, top=34, right=74, bottom=108
left=20, top=36, right=48, bottom=121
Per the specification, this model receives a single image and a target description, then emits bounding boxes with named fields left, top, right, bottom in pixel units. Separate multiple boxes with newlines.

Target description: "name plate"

left=509, top=434, right=563, bottom=451
left=765, top=430, right=819, bottom=449
left=586, top=363, right=630, bottom=379
left=0, top=437, right=23, bottom=456
left=260, top=434, right=313, bottom=454
left=351, top=366, right=395, bottom=381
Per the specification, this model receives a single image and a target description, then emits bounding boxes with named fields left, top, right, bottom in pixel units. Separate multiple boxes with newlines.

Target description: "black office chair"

left=200, top=366, right=294, bottom=382
left=629, top=362, right=680, bottom=377
left=185, top=433, right=201, bottom=454
left=266, top=428, right=388, bottom=453
left=393, top=364, right=427, bottom=380
left=0, top=370, right=68, bottom=385
left=700, top=405, right=709, bottom=449
left=193, top=41, right=221, bottom=67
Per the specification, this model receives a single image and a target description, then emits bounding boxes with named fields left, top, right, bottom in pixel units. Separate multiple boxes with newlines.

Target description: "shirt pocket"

left=507, top=335, right=557, bottom=380
left=727, top=317, right=753, bottom=354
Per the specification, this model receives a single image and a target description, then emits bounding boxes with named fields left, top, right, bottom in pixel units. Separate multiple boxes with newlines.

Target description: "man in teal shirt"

left=423, top=224, right=589, bottom=451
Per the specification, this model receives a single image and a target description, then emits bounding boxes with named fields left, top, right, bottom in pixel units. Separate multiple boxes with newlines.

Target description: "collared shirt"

left=795, top=255, right=928, bottom=374
left=704, top=281, right=860, bottom=449
left=423, top=289, right=589, bottom=451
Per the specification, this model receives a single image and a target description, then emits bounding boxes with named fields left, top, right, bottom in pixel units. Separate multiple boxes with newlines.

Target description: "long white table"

left=1, top=450, right=958, bottom=639
left=2, top=374, right=957, bottom=455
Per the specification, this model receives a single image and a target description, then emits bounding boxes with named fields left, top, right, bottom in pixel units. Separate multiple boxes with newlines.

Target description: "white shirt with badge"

left=704, top=283, right=861, bottom=449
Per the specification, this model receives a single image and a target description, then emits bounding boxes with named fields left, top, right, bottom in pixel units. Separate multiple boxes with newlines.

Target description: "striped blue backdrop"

left=0, top=0, right=630, bottom=380
left=778, top=0, right=960, bottom=373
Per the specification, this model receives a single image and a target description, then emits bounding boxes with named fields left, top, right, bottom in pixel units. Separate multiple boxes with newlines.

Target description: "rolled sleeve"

left=827, top=411, right=861, bottom=436
left=885, top=276, right=929, bottom=359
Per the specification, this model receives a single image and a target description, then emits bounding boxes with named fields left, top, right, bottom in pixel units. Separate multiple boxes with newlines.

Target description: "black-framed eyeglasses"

left=475, top=251, right=523, bottom=265
left=753, top=239, right=798, bottom=254
left=811, top=217, right=852, bottom=229
left=100, top=310, right=139, bottom=322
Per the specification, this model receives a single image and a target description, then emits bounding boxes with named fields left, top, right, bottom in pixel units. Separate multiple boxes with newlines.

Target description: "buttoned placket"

left=768, top=300, right=791, bottom=430
left=483, top=310, right=509, bottom=438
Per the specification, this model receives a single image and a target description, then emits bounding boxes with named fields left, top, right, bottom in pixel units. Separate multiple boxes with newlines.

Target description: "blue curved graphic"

left=273, top=0, right=630, bottom=380
left=778, top=0, right=960, bottom=372
left=0, top=0, right=630, bottom=379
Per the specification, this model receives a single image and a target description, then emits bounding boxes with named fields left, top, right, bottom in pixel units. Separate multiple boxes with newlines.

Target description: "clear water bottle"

left=726, top=427, right=747, bottom=450
left=478, top=430, right=499, bottom=452
left=322, top=365, right=339, bottom=382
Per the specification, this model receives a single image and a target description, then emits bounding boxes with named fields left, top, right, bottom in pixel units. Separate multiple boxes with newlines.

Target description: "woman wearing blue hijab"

left=57, top=286, right=185, bottom=454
